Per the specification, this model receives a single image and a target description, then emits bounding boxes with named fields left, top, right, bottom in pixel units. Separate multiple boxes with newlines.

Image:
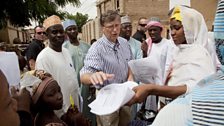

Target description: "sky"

left=61, top=0, right=97, bottom=19
left=28, top=0, right=97, bottom=28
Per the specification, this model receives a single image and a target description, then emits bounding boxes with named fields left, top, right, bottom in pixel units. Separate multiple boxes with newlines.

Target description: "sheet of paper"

left=0, top=52, right=20, bottom=87
left=89, top=81, right=138, bottom=115
left=128, top=57, right=162, bottom=84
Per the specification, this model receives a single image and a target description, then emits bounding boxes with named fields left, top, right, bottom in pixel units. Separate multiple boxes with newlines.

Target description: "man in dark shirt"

left=132, top=17, right=148, bottom=42
left=26, top=25, right=46, bottom=70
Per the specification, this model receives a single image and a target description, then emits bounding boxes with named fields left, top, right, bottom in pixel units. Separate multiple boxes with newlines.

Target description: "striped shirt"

left=214, top=0, right=224, bottom=39
left=151, top=67, right=224, bottom=126
left=191, top=68, right=224, bottom=126
left=80, top=35, right=133, bottom=88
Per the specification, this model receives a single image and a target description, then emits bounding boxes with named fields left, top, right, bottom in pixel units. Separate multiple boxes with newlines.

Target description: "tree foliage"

left=0, top=0, right=80, bottom=29
left=66, top=12, right=89, bottom=33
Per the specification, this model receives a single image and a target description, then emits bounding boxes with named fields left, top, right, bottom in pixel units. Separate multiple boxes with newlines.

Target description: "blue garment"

left=128, top=37, right=142, bottom=59
left=63, top=40, right=90, bottom=85
left=191, top=67, right=224, bottom=125
left=152, top=66, right=224, bottom=126
left=214, top=0, right=224, bottom=40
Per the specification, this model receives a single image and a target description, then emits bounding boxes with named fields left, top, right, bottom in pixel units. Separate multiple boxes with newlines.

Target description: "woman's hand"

left=127, top=84, right=152, bottom=105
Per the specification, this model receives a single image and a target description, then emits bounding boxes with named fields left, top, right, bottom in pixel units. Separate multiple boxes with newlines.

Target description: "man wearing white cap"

left=62, top=19, right=90, bottom=85
left=35, top=15, right=80, bottom=117
left=120, top=15, right=142, bottom=59
left=62, top=19, right=95, bottom=125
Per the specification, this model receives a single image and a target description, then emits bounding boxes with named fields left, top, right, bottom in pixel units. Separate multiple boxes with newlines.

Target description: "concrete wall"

left=0, top=28, right=9, bottom=43
left=191, top=0, right=217, bottom=31
left=0, top=23, right=28, bottom=44
left=82, top=0, right=218, bottom=41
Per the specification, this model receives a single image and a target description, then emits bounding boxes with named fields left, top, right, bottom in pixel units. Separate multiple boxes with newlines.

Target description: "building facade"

left=0, top=22, right=31, bottom=45
left=82, top=0, right=218, bottom=43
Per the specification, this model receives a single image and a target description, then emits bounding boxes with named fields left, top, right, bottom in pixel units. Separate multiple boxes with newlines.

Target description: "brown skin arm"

left=127, top=84, right=187, bottom=105
left=141, top=40, right=148, bottom=58
left=127, top=67, right=134, bottom=81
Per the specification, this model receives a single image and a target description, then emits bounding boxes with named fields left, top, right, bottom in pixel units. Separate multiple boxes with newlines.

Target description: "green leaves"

left=0, top=0, right=81, bottom=29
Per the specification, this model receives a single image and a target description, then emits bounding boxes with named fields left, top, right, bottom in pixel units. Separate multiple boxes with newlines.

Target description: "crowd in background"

left=1, top=1, right=224, bottom=126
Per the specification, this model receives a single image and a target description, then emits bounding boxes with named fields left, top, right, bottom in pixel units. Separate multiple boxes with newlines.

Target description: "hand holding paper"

left=88, top=81, right=138, bottom=116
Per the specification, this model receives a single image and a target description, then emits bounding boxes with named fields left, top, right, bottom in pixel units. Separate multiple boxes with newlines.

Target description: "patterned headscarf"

left=215, top=0, right=224, bottom=65
left=145, top=21, right=163, bottom=30
left=20, top=70, right=56, bottom=104
left=121, top=15, right=131, bottom=24
left=43, top=15, right=62, bottom=30
left=170, top=6, right=182, bottom=22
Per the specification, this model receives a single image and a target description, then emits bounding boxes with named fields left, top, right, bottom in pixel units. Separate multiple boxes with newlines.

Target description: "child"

left=20, top=70, right=90, bottom=126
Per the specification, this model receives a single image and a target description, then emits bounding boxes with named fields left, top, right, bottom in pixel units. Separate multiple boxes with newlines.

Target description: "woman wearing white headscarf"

left=148, top=2, right=224, bottom=125
left=128, top=6, right=216, bottom=108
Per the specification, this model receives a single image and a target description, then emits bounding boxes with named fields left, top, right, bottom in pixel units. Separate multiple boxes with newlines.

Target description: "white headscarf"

left=179, top=6, right=219, bottom=69
left=180, top=6, right=208, bottom=48
left=167, top=6, right=216, bottom=94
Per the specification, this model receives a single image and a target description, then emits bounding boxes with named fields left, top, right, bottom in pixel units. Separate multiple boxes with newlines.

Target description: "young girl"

left=21, top=70, right=90, bottom=126
left=26, top=71, right=66, bottom=126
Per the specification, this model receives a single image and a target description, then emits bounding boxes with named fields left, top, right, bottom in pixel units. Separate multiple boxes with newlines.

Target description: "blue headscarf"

left=215, top=0, right=224, bottom=65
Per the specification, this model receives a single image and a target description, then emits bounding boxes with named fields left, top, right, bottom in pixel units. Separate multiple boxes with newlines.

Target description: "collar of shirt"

left=102, top=34, right=120, bottom=51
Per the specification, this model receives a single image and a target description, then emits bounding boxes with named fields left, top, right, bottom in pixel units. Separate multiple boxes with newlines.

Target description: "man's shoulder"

left=62, top=47, right=71, bottom=55
left=80, top=40, right=91, bottom=48
left=130, top=37, right=141, bottom=44
left=132, top=31, right=139, bottom=36
left=28, top=40, right=38, bottom=47
left=37, top=47, right=50, bottom=57
left=161, top=38, right=175, bottom=47
left=30, top=39, right=41, bottom=45
left=28, top=39, right=44, bottom=50
left=118, top=37, right=130, bottom=47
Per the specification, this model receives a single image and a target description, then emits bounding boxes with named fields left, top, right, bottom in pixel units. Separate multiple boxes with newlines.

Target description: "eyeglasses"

left=36, top=32, right=46, bottom=35
left=104, top=24, right=121, bottom=30
left=139, top=24, right=147, bottom=27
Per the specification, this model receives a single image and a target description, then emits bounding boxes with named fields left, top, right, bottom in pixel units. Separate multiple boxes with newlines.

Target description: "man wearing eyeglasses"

left=120, top=15, right=142, bottom=60
left=132, top=17, right=148, bottom=42
left=26, top=25, right=46, bottom=70
left=80, top=10, right=133, bottom=126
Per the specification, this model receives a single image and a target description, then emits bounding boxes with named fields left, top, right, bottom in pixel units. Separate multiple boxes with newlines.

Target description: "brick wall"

left=82, top=0, right=217, bottom=41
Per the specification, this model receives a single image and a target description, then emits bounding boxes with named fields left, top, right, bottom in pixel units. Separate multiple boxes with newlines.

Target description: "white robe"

left=129, top=38, right=176, bottom=111
left=36, top=47, right=80, bottom=117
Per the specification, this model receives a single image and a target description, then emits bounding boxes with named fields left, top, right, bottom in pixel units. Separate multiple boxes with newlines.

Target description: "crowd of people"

left=1, top=1, right=224, bottom=126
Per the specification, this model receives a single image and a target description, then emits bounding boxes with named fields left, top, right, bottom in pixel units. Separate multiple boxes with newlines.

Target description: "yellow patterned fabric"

left=171, top=6, right=182, bottom=22
left=43, top=15, right=62, bottom=30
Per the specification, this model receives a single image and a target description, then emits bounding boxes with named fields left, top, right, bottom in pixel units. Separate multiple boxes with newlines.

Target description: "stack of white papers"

left=89, top=81, right=138, bottom=115
left=0, top=52, right=20, bottom=87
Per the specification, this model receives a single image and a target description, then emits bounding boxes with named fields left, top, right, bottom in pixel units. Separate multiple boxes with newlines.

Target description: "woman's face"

left=41, top=81, right=63, bottom=110
left=0, top=71, right=20, bottom=126
left=170, top=19, right=187, bottom=45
